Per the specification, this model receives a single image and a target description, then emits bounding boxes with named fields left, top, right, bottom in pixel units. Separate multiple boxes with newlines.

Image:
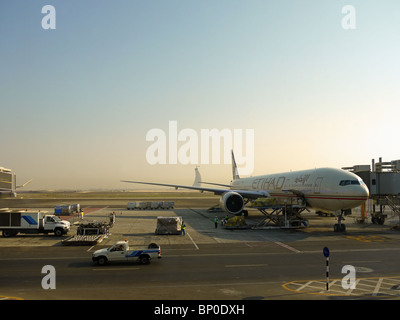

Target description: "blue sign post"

left=323, top=247, right=330, bottom=291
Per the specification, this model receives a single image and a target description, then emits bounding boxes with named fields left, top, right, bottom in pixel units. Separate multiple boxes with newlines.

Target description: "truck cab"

left=43, top=215, right=70, bottom=236
left=92, top=241, right=161, bottom=266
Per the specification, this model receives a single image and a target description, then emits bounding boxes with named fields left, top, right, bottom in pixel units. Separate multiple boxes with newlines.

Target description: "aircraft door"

left=314, top=177, right=323, bottom=194
left=109, top=243, right=127, bottom=261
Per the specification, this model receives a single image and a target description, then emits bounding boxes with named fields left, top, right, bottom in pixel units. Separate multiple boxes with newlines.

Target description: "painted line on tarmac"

left=258, top=234, right=302, bottom=253
left=0, top=256, right=85, bottom=261
left=186, top=232, right=199, bottom=250
left=2, top=247, right=400, bottom=262
left=282, top=276, right=400, bottom=297
left=225, top=264, right=268, bottom=268
left=372, top=277, right=384, bottom=296
left=0, top=295, right=23, bottom=300
left=92, top=267, right=140, bottom=271
left=274, top=241, right=302, bottom=253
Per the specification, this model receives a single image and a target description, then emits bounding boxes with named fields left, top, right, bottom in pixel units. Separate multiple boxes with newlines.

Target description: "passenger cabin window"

left=339, top=180, right=360, bottom=186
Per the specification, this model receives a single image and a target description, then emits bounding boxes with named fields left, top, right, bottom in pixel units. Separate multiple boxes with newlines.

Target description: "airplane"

left=121, top=151, right=369, bottom=232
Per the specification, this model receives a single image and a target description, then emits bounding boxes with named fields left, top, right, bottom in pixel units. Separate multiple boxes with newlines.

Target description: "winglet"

left=231, top=150, right=240, bottom=181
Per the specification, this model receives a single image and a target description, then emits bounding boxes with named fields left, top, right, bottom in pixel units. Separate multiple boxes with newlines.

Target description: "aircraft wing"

left=121, top=180, right=269, bottom=199
left=16, top=179, right=33, bottom=189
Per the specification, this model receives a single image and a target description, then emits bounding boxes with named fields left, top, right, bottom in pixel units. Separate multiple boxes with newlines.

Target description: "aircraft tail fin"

left=192, top=166, right=202, bottom=187
left=231, top=150, right=240, bottom=181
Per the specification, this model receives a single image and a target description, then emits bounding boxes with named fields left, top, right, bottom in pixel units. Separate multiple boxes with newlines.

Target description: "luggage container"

left=155, top=216, right=182, bottom=235
left=137, top=202, right=148, bottom=210
left=54, top=205, right=73, bottom=215
left=71, top=204, right=80, bottom=213
left=150, top=202, right=160, bottom=210
left=127, top=202, right=137, bottom=210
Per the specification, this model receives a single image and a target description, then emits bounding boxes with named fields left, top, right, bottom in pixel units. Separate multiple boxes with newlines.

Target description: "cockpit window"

left=339, top=180, right=360, bottom=186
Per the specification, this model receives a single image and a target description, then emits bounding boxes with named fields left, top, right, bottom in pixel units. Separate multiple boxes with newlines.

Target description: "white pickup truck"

left=92, top=241, right=161, bottom=265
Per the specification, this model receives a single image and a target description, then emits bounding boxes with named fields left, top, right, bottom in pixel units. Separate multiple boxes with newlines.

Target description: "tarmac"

left=1, top=195, right=400, bottom=248
left=2, top=194, right=400, bottom=300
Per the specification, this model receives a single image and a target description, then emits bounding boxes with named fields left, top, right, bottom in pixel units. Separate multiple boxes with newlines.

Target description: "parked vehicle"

left=0, top=209, right=70, bottom=237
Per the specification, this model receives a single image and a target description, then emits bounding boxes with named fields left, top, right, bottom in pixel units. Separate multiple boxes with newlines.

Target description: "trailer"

left=137, top=202, right=148, bottom=210
left=150, top=202, right=159, bottom=209
left=160, top=201, right=174, bottom=209
left=127, top=202, right=137, bottom=210
left=127, top=201, right=175, bottom=210
left=62, top=213, right=115, bottom=246
left=76, top=212, right=115, bottom=236
left=0, top=209, right=70, bottom=237
left=62, top=234, right=106, bottom=246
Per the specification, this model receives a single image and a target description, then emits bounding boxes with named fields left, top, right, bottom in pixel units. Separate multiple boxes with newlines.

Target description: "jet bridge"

left=343, top=157, right=400, bottom=226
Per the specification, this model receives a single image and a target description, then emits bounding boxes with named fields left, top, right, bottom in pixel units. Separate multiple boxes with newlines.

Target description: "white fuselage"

left=231, top=167, right=369, bottom=212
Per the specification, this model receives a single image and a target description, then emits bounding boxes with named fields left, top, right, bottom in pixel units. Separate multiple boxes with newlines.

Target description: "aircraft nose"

left=359, top=184, right=369, bottom=199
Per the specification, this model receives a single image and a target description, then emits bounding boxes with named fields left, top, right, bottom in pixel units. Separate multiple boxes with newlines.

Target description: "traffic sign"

left=323, top=247, right=330, bottom=291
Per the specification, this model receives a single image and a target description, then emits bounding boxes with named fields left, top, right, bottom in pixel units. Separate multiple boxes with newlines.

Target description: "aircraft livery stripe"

left=269, top=194, right=368, bottom=201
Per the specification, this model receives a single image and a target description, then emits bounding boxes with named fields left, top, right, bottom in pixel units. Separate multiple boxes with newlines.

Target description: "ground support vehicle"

left=62, top=213, right=115, bottom=246
left=0, top=209, right=70, bottom=237
left=92, top=241, right=161, bottom=265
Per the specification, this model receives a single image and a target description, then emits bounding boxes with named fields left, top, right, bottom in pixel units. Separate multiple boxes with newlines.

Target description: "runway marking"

left=0, top=295, right=23, bottom=300
left=345, top=279, right=361, bottom=295
left=225, top=264, right=268, bottom=268
left=372, top=278, right=384, bottom=296
left=87, top=246, right=96, bottom=252
left=296, top=281, right=313, bottom=291
left=92, top=267, right=140, bottom=271
left=342, top=260, right=380, bottom=264
left=345, top=235, right=388, bottom=243
left=0, top=256, right=86, bottom=261
left=186, top=232, right=199, bottom=250
left=283, top=276, right=400, bottom=297
left=258, top=234, right=302, bottom=253
left=274, top=241, right=301, bottom=253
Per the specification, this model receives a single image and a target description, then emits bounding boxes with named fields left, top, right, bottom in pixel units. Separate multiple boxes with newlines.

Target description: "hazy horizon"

left=1, top=1, right=399, bottom=190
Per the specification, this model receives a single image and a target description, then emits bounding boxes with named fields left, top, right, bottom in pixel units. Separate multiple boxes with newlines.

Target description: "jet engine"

left=219, top=191, right=244, bottom=215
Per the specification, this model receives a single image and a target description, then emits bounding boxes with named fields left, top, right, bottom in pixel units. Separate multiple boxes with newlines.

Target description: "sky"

left=1, top=1, right=400, bottom=190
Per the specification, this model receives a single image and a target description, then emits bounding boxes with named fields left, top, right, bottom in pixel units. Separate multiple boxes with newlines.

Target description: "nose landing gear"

left=333, top=209, right=351, bottom=232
